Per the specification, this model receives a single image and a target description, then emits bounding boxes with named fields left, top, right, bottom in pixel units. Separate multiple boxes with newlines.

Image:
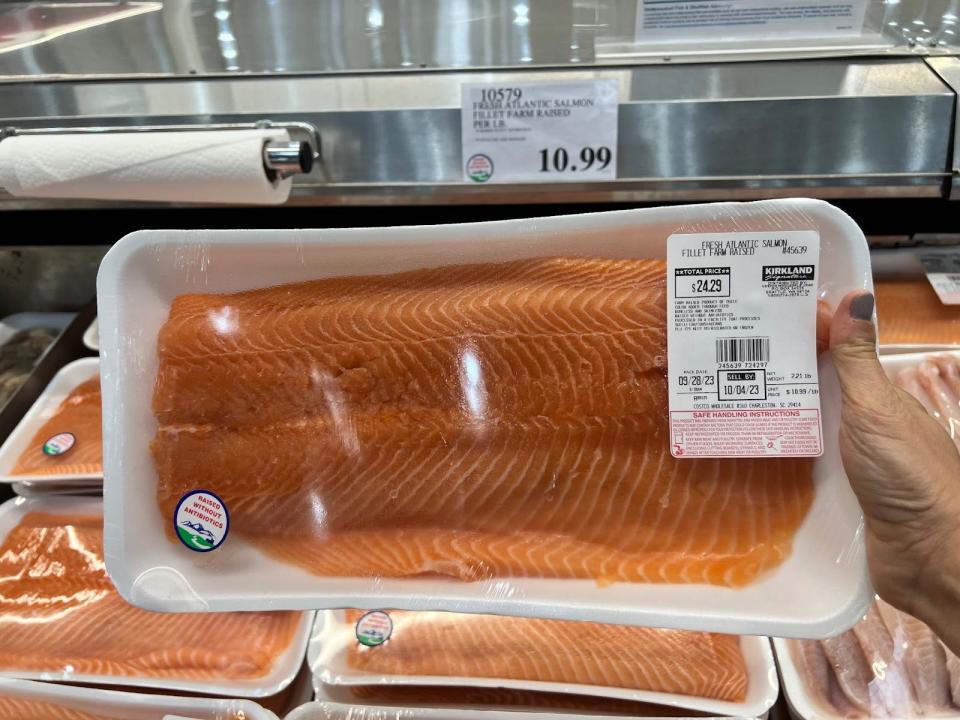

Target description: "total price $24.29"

left=539, top=146, right=612, bottom=173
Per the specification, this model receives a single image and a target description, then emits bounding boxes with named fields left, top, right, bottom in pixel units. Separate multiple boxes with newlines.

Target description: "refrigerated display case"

left=2, top=2, right=960, bottom=719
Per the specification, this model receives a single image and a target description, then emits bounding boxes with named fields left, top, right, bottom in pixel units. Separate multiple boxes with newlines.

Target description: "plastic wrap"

left=0, top=495, right=312, bottom=696
left=98, top=198, right=872, bottom=636
left=774, top=599, right=960, bottom=720
left=871, top=249, right=960, bottom=353
left=0, top=357, right=102, bottom=483
left=309, top=609, right=777, bottom=717
left=0, top=677, right=278, bottom=720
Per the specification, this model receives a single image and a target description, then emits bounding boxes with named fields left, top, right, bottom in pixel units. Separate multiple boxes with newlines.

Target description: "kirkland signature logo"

left=762, top=265, right=815, bottom=281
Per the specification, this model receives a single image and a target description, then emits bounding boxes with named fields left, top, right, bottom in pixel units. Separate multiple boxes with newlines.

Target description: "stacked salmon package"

left=0, top=677, right=278, bottom=720
left=871, top=248, right=960, bottom=352
left=0, top=358, right=104, bottom=488
left=0, top=496, right=312, bottom=709
left=303, top=608, right=777, bottom=718
left=96, top=199, right=874, bottom=642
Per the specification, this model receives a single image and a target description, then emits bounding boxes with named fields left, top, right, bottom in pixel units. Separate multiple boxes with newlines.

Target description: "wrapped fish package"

left=0, top=678, right=278, bottom=720
left=309, top=609, right=778, bottom=717
left=0, top=496, right=312, bottom=696
left=0, top=358, right=103, bottom=483
left=774, top=599, right=960, bottom=720
left=872, top=248, right=960, bottom=353
left=98, top=198, right=872, bottom=636
left=287, top=701, right=740, bottom=720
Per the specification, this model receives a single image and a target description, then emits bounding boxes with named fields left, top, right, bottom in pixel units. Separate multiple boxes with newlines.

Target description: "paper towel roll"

left=0, top=129, right=293, bottom=205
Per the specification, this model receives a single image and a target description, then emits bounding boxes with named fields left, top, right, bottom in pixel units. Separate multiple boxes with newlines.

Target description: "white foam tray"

left=287, top=700, right=749, bottom=720
left=0, top=495, right=314, bottom=697
left=0, top=677, right=278, bottom=720
left=84, top=316, right=100, bottom=351
left=98, top=199, right=873, bottom=636
left=308, top=610, right=777, bottom=717
left=0, top=357, right=102, bottom=484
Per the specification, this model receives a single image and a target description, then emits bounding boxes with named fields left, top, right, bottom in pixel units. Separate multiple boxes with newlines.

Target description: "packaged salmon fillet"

left=308, top=609, right=776, bottom=717
left=0, top=496, right=312, bottom=696
left=872, top=248, right=960, bottom=351
left=290, top=701, right=717, bottom=720
left=774, top=598, right=960, bottom=720
left=0, top=358, right=103, bottom=483
left=0, top=677, right=278, bottom=720
left=98, top=198, right=873, bottom=636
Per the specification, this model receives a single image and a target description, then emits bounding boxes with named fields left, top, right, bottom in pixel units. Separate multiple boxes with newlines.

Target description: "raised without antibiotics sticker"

left=174, top=490, right=229, bottom=552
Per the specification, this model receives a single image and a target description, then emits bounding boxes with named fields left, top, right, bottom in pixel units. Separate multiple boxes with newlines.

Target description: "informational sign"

left=637, top=0, right=868, bottom=41
left=461, top=80, right=618, bottom=184
left=918, top=249, right=960, bottom=305
left=667, top=231, right=823, bottom=458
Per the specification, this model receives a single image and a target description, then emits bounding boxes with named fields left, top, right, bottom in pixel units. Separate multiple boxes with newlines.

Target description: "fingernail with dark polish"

left=849, top=292, right=875, bottom=321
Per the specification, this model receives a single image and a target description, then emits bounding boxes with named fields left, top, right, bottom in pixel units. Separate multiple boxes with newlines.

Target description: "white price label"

left=667, top=231, right=823, bottom=458
left=460, top=80, right=618, bottom=184
left=917, top=250, right=960, bottom=305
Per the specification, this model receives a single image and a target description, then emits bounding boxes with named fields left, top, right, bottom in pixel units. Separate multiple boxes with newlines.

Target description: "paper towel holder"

left=0, top=120, right=321, bottom=181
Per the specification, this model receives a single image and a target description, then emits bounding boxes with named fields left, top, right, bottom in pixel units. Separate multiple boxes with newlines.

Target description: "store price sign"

left=461, top=80, right=619, bottom=184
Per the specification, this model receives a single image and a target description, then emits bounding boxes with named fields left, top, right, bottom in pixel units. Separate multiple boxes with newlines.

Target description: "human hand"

left=830, top=290, right=960, bottom=651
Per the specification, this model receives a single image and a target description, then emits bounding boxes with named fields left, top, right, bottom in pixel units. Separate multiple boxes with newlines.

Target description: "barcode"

left=716, top=337, right=770, bottom=363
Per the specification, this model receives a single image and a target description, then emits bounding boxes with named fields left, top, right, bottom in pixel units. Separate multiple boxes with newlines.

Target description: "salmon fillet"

left=11, top=378, right=102, bottom=476
left=876, top=277, right=960, bottom=345
left=344, top=610, right=747, bottom=702
left=345, top=683, right=712, bottom=715
left=152, top=257, right=816, bottom=587
left=0, top=512, right=301, bottom=682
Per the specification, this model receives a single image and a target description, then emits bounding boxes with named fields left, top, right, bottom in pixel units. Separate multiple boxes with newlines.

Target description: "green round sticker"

left=355, top=610, right=393, bottom=647
left=43, top=432, right=75, bottom=456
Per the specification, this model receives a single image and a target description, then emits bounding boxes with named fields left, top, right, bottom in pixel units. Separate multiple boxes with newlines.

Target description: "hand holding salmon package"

left=97, top=199, right=874, bottom=636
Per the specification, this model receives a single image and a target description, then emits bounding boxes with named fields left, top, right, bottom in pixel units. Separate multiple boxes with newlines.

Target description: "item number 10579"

left=539, top=146, right=612, bottom=173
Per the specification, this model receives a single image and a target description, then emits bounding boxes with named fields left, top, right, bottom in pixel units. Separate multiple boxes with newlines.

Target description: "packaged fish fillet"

left=309, top=609, right=776, bottom=717
left=0, top=677, right=278, bottom=720
left=0, top=496, right=313, bottom=696
left=313, top=680, right=724, bottom=716
left=872, top=248, right=960, bottom=353
left=882, top=351, right=960, bottom=448
left=774, top=598, right=960, bottom=720
left=0, top=358, right=102, bottom=483
left=288, top=701, right=740, bottom=720
left=97, top=198, right=873, bottom=636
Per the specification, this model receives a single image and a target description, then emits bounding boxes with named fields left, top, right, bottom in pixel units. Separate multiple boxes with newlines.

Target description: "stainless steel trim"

left=0, top=58, right=952, bottom=206
left=0, top=0, right=956, bottom=81
left=926, top=56, right=960, bottom=200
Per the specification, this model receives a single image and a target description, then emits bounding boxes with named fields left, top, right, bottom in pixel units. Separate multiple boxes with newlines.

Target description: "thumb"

left=829, top=291, right=891, bottom=406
